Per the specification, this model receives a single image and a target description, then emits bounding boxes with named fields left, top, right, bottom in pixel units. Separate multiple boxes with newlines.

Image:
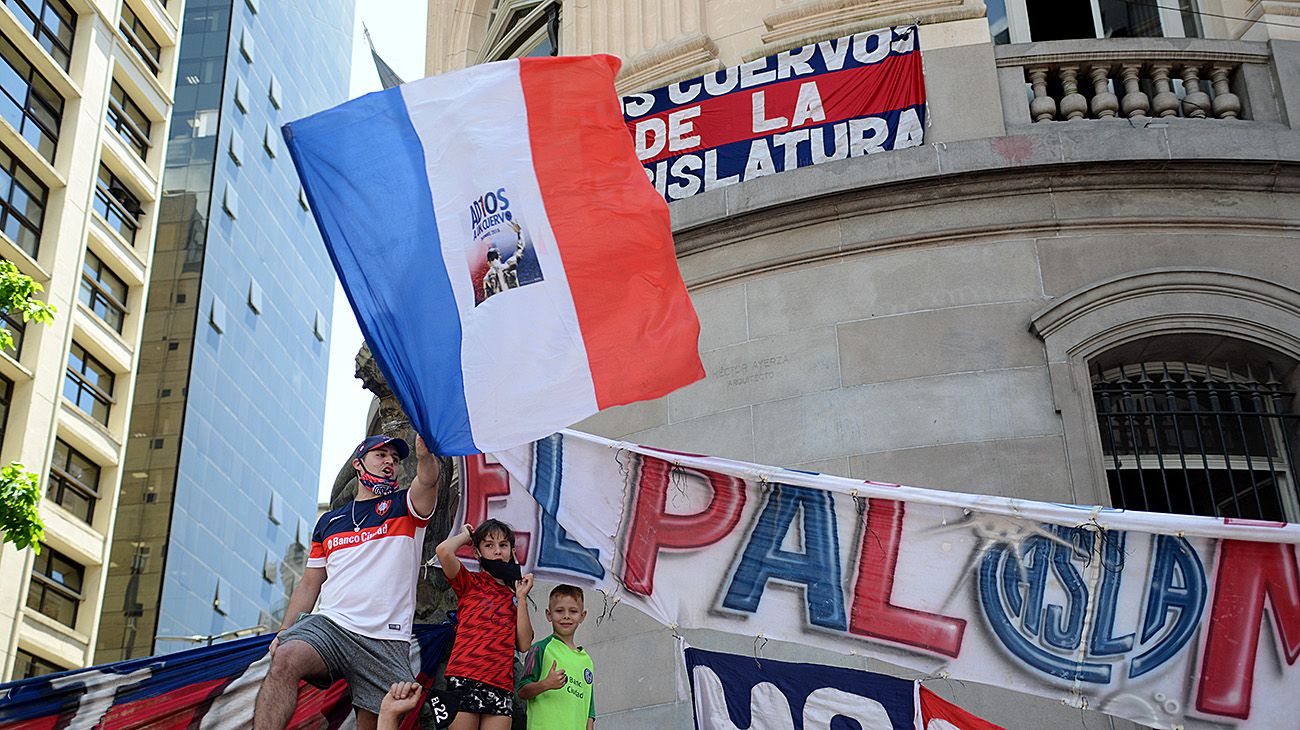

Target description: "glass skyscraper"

left=97, top=0, right=354, bottom=661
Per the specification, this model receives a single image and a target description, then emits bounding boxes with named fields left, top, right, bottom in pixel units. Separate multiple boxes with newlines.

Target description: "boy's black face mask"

left=480, top=558, right=521, bottom=585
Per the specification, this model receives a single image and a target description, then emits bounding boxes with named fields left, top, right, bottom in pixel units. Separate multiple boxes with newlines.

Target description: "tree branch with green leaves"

left=0, top=260, right=55, bottom=353
left=0, top=259, right=56, bottom=553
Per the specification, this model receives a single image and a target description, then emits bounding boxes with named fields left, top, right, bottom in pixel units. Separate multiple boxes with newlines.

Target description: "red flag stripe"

left=519, top=55, right=704, bottom=409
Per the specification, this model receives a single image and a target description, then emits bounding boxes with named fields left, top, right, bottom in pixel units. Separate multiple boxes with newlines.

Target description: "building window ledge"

left=0, top=233, right=50, bottom=282
left=100, top=130, right=160, bottom=194
left=38, top=499, right=106, bottom=546
left=22, top=606, right=90, bottom=646
left=75, top=302, right=133, bottom=355
left=0, top=348, right=33, bottom=383
left=59, top=398, right=121, bottom=448
left=111, top=41, right=174, bottom=109
left=0, top=118, right=65, bottom=190
left=88, top=219, right=148, bottom=281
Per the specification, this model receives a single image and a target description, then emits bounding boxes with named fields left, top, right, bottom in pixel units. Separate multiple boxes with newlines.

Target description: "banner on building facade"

left=622, top=25, right=926, bottom=202
left=0, top=624, right=453, bottom=728
left=455, top=430, right=1300, bottom=730
left=686, top=646, right=917, bottom=729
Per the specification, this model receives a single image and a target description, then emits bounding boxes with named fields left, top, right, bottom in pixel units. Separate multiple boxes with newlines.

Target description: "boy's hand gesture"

left=516, top=573, right=534, bottom=598
left=379, top=681, right=423, bottom=718
left=543, top=660, right=567, bottom=691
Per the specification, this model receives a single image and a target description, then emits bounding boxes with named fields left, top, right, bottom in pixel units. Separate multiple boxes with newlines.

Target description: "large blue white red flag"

left=685, top=646, right=917, bottom=729
left=0, top=624, right=452, bottom=729
left=283, top=56, right=704, bottom=455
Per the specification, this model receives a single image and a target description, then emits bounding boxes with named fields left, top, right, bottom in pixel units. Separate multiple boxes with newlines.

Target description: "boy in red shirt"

left=436, top=520, right=534, bottom=729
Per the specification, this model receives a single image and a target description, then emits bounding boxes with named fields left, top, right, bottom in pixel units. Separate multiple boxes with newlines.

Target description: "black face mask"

left=479, top=558, right=522, bottom=586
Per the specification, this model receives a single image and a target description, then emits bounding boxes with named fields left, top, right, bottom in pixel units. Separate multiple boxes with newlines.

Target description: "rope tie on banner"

left=595, top=587, right=623, bottom=626
left=674, top=634, right=692, bottom=704
left=752, top=632, right=769, bottom=668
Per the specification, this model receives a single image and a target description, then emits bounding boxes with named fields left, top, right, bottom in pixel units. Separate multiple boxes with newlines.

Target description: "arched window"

left=479, top=0, right=559, bottom=62
left=1091, top=338, right=1299, bottom=521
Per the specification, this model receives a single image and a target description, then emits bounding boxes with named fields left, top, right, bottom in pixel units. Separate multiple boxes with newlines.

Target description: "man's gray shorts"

left=278, top=613, right=413, bottom=714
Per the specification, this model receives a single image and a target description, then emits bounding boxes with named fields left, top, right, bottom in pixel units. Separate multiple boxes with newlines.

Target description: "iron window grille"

left=1094, top=361, right=1300, bottom=522
left=119, top=4, right=161, bottom=75
left=26, top=545, right=83, bottom=627
left=93, top=164, right=142, bottom=244
left=2, top=0, right=76, bottom=70
left=64, top=341, right=114, bottom=424
left=0, top=34, right=63, bottom=162
left=107, top=80, right=151, bottom=161
left=80, top=250, right=128, bottom=332
left=47, top=437, right=99, bottom=523
left=14, top=649, right=64, bottom=679
left=0, top=144, right=48, bottom=257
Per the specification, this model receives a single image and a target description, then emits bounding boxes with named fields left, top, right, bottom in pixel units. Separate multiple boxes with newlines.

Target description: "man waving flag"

left=283, top=55, right=703, bottom=454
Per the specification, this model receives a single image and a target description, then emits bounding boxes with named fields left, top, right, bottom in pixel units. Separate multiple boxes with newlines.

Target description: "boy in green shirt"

left=517, top=585, right=596, bottom=729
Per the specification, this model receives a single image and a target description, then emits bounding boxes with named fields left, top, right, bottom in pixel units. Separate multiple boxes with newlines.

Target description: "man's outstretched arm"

left=408, top=436, right=440, bottom=518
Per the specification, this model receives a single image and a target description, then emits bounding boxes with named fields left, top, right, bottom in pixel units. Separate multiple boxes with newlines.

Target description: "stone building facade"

left=424, top=0, right=1300, bottom=726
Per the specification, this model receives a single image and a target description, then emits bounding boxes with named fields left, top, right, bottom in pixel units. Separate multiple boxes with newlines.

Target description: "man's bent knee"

left=267, top=640, right=326, bottom=682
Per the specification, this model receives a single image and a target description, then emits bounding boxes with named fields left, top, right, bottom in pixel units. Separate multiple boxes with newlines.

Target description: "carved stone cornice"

left=616, top=32, right=722, bottom=95
left=756, top=0, right=984, bottom=58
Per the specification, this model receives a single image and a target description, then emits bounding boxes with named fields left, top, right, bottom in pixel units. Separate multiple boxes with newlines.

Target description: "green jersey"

left=517, top=634, right=595, bottom=729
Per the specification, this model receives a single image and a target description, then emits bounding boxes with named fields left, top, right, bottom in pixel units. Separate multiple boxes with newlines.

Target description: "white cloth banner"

left=452, top=430, right=1300, bottom=730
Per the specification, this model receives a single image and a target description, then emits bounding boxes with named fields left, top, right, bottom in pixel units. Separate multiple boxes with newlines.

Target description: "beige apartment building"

left=0, top=0, right=178, bottom=680
left=427, top=0, right=1300, bottom=727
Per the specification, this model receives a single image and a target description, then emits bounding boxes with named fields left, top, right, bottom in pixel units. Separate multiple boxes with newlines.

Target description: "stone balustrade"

left=995, top=39, right=1278, bottom=125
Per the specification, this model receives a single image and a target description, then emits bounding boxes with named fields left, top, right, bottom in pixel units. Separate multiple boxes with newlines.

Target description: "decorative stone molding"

left=1031, top=269, right=1300, bottom=356
left=757, top=0, right=984, bottom=57
left=1028, top=268, right=1300, bottom=506
left=1235, top=0, right=1300, bottom=40
left=616, top=33, right=721, bottom=95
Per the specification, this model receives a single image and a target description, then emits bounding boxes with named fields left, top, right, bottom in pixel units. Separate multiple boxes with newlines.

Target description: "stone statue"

left=328, top=344, right=460, bottom=625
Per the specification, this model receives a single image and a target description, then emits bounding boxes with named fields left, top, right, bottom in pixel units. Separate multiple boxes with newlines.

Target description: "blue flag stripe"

left=283, top=87, right=476, bottom=454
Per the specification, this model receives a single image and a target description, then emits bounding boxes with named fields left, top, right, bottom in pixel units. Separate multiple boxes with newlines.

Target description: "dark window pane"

left=80, top=250, right=128, bottom=332
left=65, top=342, right=113, bottom=424
left=28, top=546, right=83, bottom=626
left=2, top=0, right=76, bottom=70
left=120, top=4, right=161, bottom=75
left=93, top=164, right=142, bottom=244
left=0, top=374, right=11, bottom=448
left=108, top=81, right=151, bottom=161
left=0, top=142, right=48, bottom=257
left=1027, top=0, right=1096, bottom=41
left=14, top=649, right=65, bottom=679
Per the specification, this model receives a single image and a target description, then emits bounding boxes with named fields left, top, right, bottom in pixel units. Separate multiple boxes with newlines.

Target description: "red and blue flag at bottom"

left=0, top=624, right=452, bottom=729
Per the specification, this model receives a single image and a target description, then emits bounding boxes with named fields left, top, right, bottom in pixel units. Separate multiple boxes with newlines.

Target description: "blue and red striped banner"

left=0, top=624, right=452, bottom=729
left=623, top=25, right=925, bottom=202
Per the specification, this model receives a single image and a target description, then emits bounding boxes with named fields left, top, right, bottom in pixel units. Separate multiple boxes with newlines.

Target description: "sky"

left=316, top=0, right=428, bottom=501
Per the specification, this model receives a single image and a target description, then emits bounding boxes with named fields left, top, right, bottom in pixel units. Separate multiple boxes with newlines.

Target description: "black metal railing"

left=1094, top=361, right=1300, bottom=522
